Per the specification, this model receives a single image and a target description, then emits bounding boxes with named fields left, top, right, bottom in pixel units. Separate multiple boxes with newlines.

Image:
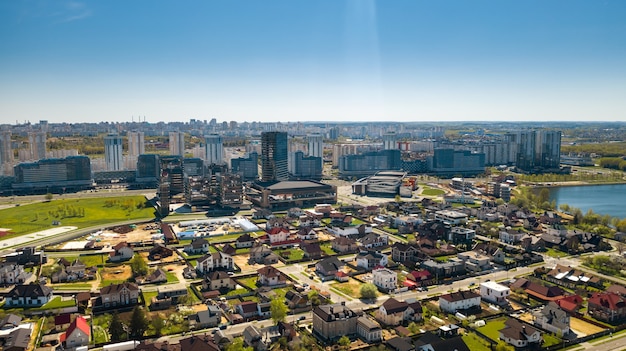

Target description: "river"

left=547, top=184, right=626, bottom=219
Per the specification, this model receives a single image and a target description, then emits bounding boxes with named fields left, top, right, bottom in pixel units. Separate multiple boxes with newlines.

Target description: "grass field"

left=462, top=332, right=492, bottom=351
left=476, top=317, right=507, bottom=341
left=421, top=187, right=445, bottom=196
left=0, top=196, right=155, bottom=236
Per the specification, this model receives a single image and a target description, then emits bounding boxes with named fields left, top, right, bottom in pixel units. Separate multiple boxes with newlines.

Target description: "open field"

left=0, top=196, right=155, bottom=237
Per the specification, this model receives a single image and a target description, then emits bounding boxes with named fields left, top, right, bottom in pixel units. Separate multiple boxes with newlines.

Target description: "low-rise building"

left=439, top=291, right=481, bottom=314
left=588, top=292, right=626, bottom=323
left=257, top=266, right=286, bottom=287
left=61, top=316, right=90, bottom=349
left=196, top=252, right=234, bottom=274
left=313, top=303, right=359, bottom=342
left=372, top=267, right=397, bottom=292
left=5, top=284, right=53, bottom=307
left=109, top=242, right=134, bottom=262
left=376, top=297, right=422, bottom=326
left=480, top=281, right=510, bottom=305
left=533, top=302, right=570, bottom=336
left=357, top=316, right=382, bottom=343
left=499, top=318, right=542, bottom=348
left=99, top=282, right=139, bottom=308
left=356, top=251, right=388, bottom=270
left=184, top=238, right=209, bottom=254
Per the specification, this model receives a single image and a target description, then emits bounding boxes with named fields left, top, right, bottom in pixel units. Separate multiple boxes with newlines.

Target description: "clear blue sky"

left=1, top=0, right=625, bottom=124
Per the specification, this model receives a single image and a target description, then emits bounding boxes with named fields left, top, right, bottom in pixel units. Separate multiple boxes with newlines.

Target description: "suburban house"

left=99, top=282, right=139, bottom=308
left=312, top=303, right=359, bottom=342
left=236, top=301, right=259, bottom=319
left=449, top=227, right=476, bottom=245
left=285, top=290, right=310, bottom=310
left=555, top=295, right=584, bottom=314
left=2, top=328, right=32, bottom=351
left=257, top=266, right=287, bottom=287
left=587, top=292, right=626, bottom=323
left=457, top=251, right=492, bottom=273
left=299, top=214, right=321, bottom=227
left=327, top=224, right=373, bottom=237
left=422, top=258, right=466, bottom=279
left=203, top=271, right=236, bottom=291
left=148, top=244, right=174, bottom=261
left=473, top=242, right=506, bottom=263
left=235, top=233, right=256, bottom=248
left=266, top=217, right=290, bottom=230
left=267, top=227, right=291, bottom=245
left=499, top=229, right=526, bottom=244
left=511, top=278, right=565, bottom=302
left=61, top=316, right=90, bottom=349
left=184, top=238, right=209, bottom=254
left=316, top=257, right=346, bottom=278
left=179, top=335, right=221, bottom=351
left=189, top=305, right=222, bottom=329
left=357, top=316, right=382, bottom=343
left=360, top=233, right=388, bottom=249
left=405, top=270, right=434, bottom=287
left=249, top=244, right=280, bottom=265
left=372, top=267, right=398, bottom=292
left=297, top=227, right=318, bottom=241
left=480, top=281, right=510, bottom=305
left=391, top=243, right=420, bottom=264
left=109, top=242, right=134, bottom=262
left=546, top=264, right=603, bottom=289
left=196, top=252, right=234, bottom=274
left=0, top=263, right=31, bottom=285
left=301, top=242, right=323, bottom=259
left=242, top=325, right=269, bottom=351
left=5, top=284, right=53, bottom=307
left=356, top=251, right=388, bottom=270
left=533, top=302, right=570, bottom=336
left=499, top=318, right=542, bottom=348
left=439, top=291, right=481, bottom=314
left=434, top=210, right=467, bottom=225
left=332, top=237, right=359, bottom=253
left=143, top=268, right=168, bottom=284
left=376, top=297, right=422, bottom=326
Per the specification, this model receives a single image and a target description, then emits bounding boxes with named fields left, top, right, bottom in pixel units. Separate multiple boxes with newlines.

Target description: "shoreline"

left=524, top=180, right=626, bottom=188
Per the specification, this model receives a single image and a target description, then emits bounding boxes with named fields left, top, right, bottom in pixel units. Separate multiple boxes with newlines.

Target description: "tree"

left=129, top=306, right=149, bottom=338
left=308, top=289, right=321, bottom=306
left=129, top=254, right=149, bottom=276
left=151, top=314, right=166, bottom=337
left=45, top=193, right=53, bottom=202
left=108, top=312, right=126, bottom=342
left=360, top=283, right=378, bottom=300
left=338, top=335, right=351, bottom=348
left=407, top=322, right=419, bottom=334
left=226, top=338, right=253, bottom=351
left=270, top=296, right=288, bottom=325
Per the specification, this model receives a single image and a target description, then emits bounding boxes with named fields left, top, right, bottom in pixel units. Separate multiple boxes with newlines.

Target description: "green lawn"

left=542, top=333, right=562, bottom=347
left=545, top=247, right=568, bottom=258
left=237, top=276, right=258, bottom=289
left=92, top=315, right=111, bottom=344
left=0, top=196, right=155, bottom=237
left=476, top=317, right=507, bottom=341
left=422, top=187, right=445, bottom=196
left=165, top=271, right=179, bottom=283
left=51, top=283, right=93, bottom=290
left=143, top=291, right=158, bottom=307
left=40, top=296, right=77, bottom=309
left=78, top=253, right=108, bottom=267
left=225, top=288, right=250, bottom=297
left=319, top=243, right=335, bottom=256
left=276, top=248, right=305, bottom=262
left=462, top=333, right=492, bottom=351
left=235, top=247, right=251, bottom=254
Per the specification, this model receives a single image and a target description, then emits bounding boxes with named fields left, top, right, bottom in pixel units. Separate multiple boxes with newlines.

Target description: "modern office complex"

left=28, top=131, right=47, bottom=161
left=127, top=131, right=145, bottom=157
left=136, top=154, right=160, bottom=185
left=338, top=149, right=402, bottom=178
left=351, top=171, right=407, bottom=197
left=169, top=131, right=186, bottom=156
left=13, top=156, right=92, bottom=193
left=261, top=131, right=289, bottom=182
left=104, top=134, right=123, bottom=171
left=428, top=148, right=486, bottom=177
left=204, top=134, right=224, bottom=165
left=231, top=152, right=259, bottom=181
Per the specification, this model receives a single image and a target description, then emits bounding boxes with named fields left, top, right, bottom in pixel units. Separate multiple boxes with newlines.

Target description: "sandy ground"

left=570, top=317, right=607, bottom=337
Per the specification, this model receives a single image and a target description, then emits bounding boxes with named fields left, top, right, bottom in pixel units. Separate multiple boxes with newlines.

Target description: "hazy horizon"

left=2, top=1, right=626, bottom=124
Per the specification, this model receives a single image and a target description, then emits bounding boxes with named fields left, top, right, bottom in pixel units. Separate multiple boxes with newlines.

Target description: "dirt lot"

left=570, top=317, right=606, bottom=337
left=101, top=265, right=133, bottom=282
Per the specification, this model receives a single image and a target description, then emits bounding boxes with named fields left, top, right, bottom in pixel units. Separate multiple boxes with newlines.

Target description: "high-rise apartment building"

left=169, top=132, right=186, bottom=156
left=127, top=131, right=145, bottom=157
left=231, top=152, right=259, bottom=181
left=307, top=134, right=323, bottom=158
left=204, top=134, right=224, bottom=165
left=509, top=130, right=561, bottom=172
left=382, top=132, right=397, bottom=150
left=261, top=131, right=288, bottom=182
left=104, top=134, right=123, bottom=171
left=28, top=131, right=47, bottom=161
left=0, top=130, right=13, bottom=174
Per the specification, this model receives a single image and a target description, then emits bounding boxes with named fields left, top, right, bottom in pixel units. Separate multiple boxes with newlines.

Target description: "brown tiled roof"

left=381, top=297, right=409, bottom=314
left=440, top=290, right=480, bottom=303
left=101, top=282, right=138, bottom=295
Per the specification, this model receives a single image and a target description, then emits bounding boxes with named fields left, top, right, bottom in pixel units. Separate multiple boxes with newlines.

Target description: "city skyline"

left=1, top=1, right=626, bottom=123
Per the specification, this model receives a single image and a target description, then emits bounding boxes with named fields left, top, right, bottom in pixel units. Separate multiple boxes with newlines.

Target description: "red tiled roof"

left=66, top=316, right=90, bottom=339
left=589, top=292, right=626, bottom=310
